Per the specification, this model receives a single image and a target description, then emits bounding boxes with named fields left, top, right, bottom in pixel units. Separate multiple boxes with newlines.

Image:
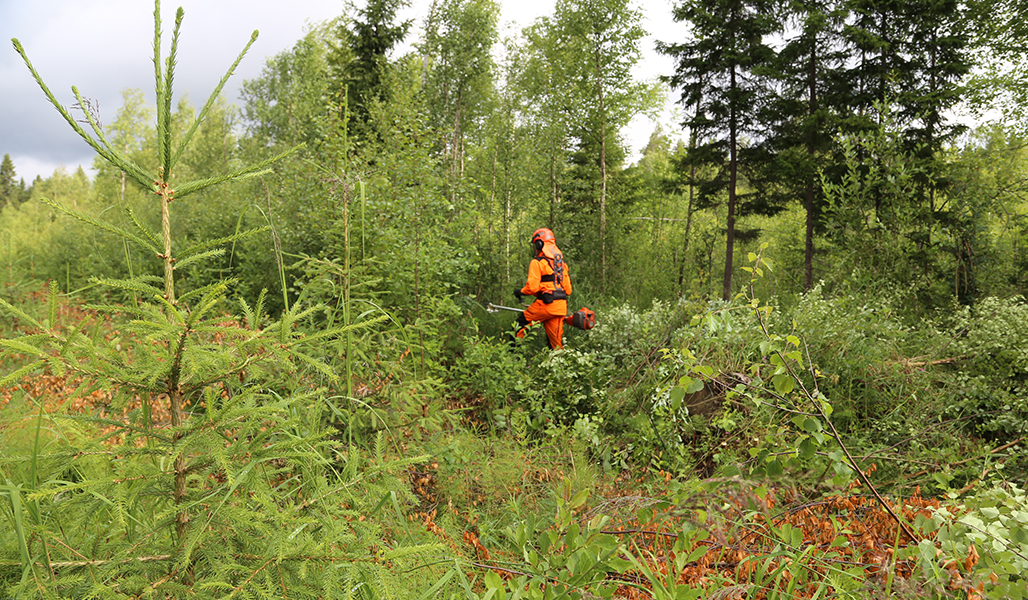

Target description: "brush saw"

left=486, top=302, right=596, bottom=331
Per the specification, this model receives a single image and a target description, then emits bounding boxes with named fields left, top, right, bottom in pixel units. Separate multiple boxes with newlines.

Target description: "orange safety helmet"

left=531, top=228, right=556, bottom=252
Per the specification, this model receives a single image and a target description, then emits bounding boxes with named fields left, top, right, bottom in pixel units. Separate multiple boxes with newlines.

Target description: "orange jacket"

left=521, top=241, right=572, bottom=303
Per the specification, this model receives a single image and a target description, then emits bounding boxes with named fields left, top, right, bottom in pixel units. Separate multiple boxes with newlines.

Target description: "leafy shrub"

left=932, top=296, right=1028, bottom=441
left=786, top=282, right=924, bottom=428
left=948, top=296, right=1028, bottom=385
left=523, top=349, right=607, bottom=437
left=577, top=299, right=691, bottom=370
left=919, top=482, right=1028, bottom=599
left=448, top=335, right=531, bottom=429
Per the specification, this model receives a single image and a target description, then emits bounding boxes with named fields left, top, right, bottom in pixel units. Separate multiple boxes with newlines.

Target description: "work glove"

left=513, top=289, right=524, bottom=302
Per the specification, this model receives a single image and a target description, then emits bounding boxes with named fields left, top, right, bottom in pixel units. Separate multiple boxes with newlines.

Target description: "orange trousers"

left=516, top=299, right=567, bottom=349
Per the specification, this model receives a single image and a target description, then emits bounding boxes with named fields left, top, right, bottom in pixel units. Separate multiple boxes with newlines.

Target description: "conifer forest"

left=5, top=0, right=1028, bottom=597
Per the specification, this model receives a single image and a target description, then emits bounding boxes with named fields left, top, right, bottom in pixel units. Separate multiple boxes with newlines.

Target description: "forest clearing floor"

left=0, top=365, right=996, bottom=599
left=0, top=291, right=1000, bottom=599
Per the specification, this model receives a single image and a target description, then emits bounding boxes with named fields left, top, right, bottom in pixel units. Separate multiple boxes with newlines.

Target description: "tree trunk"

left=723, top=65, right=738, bottom=301
left=804, top=38, right=818, bottom=290
left=595, top=45, right=608, bottom=293
left=679, top=89, right=702, bottom=294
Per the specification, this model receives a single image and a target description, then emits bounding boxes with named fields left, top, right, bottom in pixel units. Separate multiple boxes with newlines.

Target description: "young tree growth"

left=538, top=0, right=660, bottom=291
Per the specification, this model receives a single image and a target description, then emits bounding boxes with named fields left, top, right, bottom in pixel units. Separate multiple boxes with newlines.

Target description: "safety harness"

left=534, top=252, right=568, bottom=304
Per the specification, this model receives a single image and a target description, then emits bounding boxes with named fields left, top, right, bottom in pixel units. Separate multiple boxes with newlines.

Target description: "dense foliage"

left=3, top=0, right=1028, bottom=597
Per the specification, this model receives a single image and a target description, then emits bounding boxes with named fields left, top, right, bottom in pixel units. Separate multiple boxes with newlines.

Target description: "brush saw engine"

left=486, top=302, right=596, bottom=331
left=564, top=307, right=596, bottom=331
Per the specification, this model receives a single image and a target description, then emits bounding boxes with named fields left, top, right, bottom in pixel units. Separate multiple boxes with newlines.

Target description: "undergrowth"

left=4, top=3, right=1028, bottom=599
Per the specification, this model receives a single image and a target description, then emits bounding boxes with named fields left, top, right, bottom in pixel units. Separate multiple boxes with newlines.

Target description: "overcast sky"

left=1, top=0, right=681, bottom=183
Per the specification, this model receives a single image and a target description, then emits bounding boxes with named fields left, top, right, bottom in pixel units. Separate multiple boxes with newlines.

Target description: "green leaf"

left=695, top=365, right=715, bottom=378
left=772, top=373, right=794, bottom=395
left=686, top=545, right=709, bottom=563
left=570, top=489, right=589, bottom=510
left=670, top=385, right=686, bottom=410
left=484, top=570, right=504, bottom=590
left=766, top=459, right=784, bottom=478
left=799, top=437, right=816, bottom=460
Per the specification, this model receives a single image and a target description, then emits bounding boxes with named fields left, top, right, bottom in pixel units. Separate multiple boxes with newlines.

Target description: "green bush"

left=918, top=482, right=1028, bottom=600
left=930, top=296, right=1028, bottom=442
left=448, top=335, right=531, bottom=429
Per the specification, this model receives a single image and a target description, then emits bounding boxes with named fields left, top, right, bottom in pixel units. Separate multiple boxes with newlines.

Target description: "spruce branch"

left=159, top=8, right=184, bottom=177
left=173, top=145, right=302, bottom=198
left=176, top=280, right=233, bottom=306
left=172, top=248, right=226, bottom=272
left=171, top=29, right=260, bottom=173
left=41, top=197, right=162, bottom=255
left=0, top=296, right=45, bottom=331
left=152, top=0, right=165, bottom=162
left=126, top=207, right=163, bottom=250
left=88, top=276, right=164, bottom=298
left=9, top=40, right=157, bottom=191
left=71, top=94, right=107, bottom=149
left=0, top=359, right=47, bottom=388
left=178, top=226, right=271, bottom=262
left=0, top=339, right=49, bottom=360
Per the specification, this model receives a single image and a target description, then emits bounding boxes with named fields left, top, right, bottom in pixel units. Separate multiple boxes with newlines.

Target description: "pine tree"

left=767, top=0, right=851, bottom=289
left=2, top=3, right=436, bottom=597
left=0, top=154, right=17, bottom=209
left=660, top=0, right=781, bottom=300
left=331, top=0, right=412, bottom=134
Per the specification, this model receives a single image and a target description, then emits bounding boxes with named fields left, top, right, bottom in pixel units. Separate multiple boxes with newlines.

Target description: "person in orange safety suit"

left=514, top=228, right=572, bottom=349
